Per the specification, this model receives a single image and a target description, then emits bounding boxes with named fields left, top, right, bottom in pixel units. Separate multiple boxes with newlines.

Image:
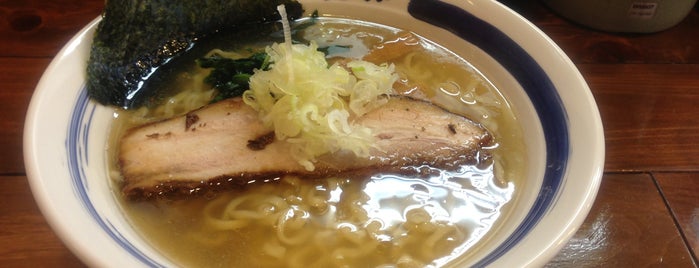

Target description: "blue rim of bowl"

left=66, top=1, right=569, bottom=266
left=67, top=88, right=164, bottom=267
left=407, top=0, right=569, bottom=266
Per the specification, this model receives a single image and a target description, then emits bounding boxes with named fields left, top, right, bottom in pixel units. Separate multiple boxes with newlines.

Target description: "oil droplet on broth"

left=113, top=16, right=525, bottom=267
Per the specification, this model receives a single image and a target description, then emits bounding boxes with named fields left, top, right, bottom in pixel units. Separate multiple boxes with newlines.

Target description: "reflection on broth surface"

left=110, top=17, right=525, bottom=267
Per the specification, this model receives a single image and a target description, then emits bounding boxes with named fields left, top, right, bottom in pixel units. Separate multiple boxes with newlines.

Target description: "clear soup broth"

left=109, top=17, right=526, bottom=267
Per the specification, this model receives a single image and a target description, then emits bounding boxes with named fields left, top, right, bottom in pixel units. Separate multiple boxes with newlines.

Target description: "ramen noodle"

left=108, top=17, right=525, bottom=267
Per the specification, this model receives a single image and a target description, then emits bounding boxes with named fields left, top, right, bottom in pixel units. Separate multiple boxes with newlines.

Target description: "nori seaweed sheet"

left=86, top=0, right=303, bottom=108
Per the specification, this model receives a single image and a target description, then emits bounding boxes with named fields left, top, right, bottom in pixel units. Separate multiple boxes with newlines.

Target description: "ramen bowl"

left=24, top=0, right=604, bottom=267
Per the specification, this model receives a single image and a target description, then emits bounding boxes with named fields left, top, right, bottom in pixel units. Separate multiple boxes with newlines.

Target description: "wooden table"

left=1, top=1, right=697, bottom=267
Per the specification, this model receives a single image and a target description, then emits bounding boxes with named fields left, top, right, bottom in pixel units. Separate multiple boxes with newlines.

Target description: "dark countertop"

left=1, top=1, right=697, bottom=267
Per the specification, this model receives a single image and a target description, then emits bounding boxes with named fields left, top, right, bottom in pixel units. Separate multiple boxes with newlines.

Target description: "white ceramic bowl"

left=24, top=0, right=604, bottom=267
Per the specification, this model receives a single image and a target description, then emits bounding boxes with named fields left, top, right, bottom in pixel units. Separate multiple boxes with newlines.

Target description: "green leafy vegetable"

left=197, top=52, right=270, bottom=103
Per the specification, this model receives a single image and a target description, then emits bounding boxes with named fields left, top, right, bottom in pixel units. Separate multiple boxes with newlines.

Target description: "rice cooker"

left=543, top=0, right=697, bottom=33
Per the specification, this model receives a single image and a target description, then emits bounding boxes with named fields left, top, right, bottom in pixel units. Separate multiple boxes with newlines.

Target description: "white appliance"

left=543, top=0, right=697, bottom=33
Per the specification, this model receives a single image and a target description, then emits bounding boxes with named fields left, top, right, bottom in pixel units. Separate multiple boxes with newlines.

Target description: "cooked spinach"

left=198, top=52, right=270, bottom=103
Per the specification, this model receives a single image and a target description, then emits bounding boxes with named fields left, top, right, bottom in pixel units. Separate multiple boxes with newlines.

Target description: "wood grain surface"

left=547, top=173, right=695, bottom=267
left=1, top=0, right=697, bottom=267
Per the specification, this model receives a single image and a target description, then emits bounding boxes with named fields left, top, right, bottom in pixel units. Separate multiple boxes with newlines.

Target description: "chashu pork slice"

left=118, top=96, right=493, bottom=199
